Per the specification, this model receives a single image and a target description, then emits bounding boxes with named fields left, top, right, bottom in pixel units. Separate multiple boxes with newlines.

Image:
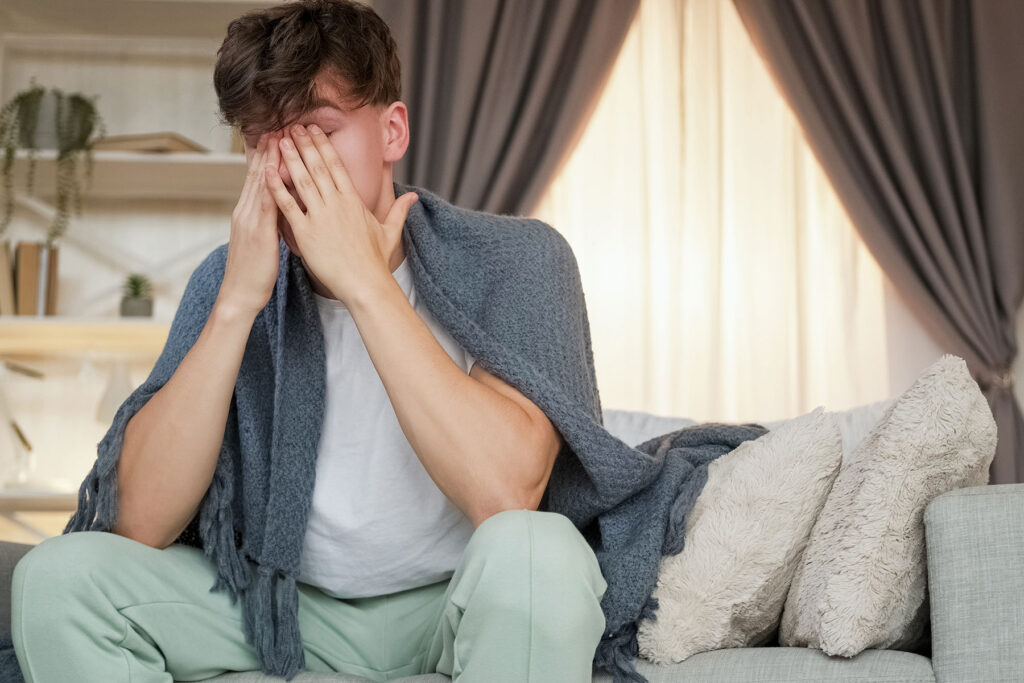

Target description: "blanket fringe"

left=593, top=592, right=660, bottom=683
left=200, top=455, right=249, bottom=601
left=64, top=435, right=121, bottom=533
left=198, top=456, right=303, bottom=679
left=198, top=452, right=303, bottom=680
left=241, top=564, right=305, bottom=681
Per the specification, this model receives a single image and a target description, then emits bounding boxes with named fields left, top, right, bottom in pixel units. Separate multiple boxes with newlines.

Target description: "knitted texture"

left=60, top=182, right=767, bottom=683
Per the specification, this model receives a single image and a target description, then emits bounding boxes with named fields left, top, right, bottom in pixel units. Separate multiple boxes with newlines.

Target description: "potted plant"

left=0, top=76, right=107, bottom=244
left=120, top=273, right=153, bottom=317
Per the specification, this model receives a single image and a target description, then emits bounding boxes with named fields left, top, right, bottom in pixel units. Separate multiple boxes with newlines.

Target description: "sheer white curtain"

left=531, top=0, right=891, bottom=424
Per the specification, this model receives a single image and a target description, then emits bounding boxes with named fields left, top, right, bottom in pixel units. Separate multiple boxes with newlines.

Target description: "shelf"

left=0, top=488, right=78, bottom=513
left=0, top=0, right=281, bottom=40
left=0, top=316, right=170, bottom=356
left=9, top=148, right=247, bottom=201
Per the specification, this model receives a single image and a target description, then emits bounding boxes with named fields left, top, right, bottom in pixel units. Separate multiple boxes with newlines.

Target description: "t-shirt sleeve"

left=466, top=351, right=476, bottom=375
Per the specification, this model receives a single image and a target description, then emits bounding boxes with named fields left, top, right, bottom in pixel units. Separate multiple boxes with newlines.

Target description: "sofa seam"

left=935, top=488, right=1024, bottom=500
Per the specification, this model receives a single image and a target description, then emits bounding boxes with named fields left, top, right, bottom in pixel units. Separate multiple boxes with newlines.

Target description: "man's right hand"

left=219, top=130, right=284, bottom=318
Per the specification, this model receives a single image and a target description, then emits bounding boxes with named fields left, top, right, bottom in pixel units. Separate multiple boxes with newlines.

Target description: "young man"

left=9, top=1, right=608, bottom=681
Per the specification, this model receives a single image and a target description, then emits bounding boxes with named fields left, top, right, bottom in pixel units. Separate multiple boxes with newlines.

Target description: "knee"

left=13, top=531, right=131, bottom=604
left=470, top=509, right=607, bottom=596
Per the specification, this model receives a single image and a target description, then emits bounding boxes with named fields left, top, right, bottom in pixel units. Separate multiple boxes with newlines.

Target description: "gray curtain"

left=374, top=0, right=639, bottom=215
left=733, top=0, right=1024, bottom=484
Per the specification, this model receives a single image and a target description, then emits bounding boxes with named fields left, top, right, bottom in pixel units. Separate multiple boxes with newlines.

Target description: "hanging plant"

left=0, top=76, right=107, bottom=245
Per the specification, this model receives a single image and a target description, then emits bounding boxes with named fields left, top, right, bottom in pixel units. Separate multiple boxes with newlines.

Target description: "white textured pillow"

left=779, top=354, right=997, bottom=656
left=636, top=406, right=842, bottom=663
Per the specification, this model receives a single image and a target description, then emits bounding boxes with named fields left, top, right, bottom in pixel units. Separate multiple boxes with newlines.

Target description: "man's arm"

left=346, top=275, right=563, bottom=529
left=112, top=298, right=257, bottom=549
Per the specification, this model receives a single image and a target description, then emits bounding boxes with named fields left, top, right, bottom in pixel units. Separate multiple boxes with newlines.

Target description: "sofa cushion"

left=601, top=408, right=696, bottom=447
left=595, top=647, right=935, bottom=682
left=636, top=406, right=842, bottom=663
left=201, top=674, right=448, bottom=682
left=195, top=647, right=936, bottom=682
left=603, top=397, right=894, bottom=460
left=780, top=354, right=997, bottom=656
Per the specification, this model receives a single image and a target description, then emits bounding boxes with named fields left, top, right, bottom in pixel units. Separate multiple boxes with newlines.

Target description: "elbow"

left=469, top=489, right=533, bottom=529
left=466, top=420, right=561, bottom=529
left=110, top=514, right=171, bottom=550
left=468, top=464, right=548, bottom=529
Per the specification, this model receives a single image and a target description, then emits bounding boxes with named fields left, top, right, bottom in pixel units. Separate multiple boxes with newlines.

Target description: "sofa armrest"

left=924, top=483, right=1024, bottom=683
left=1, top=541, right=36, bottom=637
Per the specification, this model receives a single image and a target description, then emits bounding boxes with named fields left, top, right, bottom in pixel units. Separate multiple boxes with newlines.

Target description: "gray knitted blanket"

left=56, top=182, right=767, bottom=683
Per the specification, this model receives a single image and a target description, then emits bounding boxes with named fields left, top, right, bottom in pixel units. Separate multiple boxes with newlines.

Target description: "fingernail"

left=308, top=124, right=322, bottom=135
left=282, top=138, right=294, bottom=150
left=293, top=124, right=306, bottom=136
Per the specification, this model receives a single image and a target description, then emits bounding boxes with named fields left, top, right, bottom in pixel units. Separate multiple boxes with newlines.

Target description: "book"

left=13, top=241, right=59, bottom=316
left=43, top=244, right=58, bottom=315
left=13, top=241, right=37, bottom=316
left=89, top=131, right=209, bottom=154
left=0, top=240, right=14, bottom=316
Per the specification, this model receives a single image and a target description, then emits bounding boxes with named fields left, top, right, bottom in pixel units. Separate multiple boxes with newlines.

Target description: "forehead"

left=243, top=103, right=346, bottom=140
left=295, top=75, right=361, bottom=117
left=286, top=92, right=351, bottom=122
left=294, top=104, right=346, bottom=123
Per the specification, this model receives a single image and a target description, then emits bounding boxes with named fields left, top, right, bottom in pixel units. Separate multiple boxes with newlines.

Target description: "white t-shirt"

left=297, top=255, right=478, bottom=599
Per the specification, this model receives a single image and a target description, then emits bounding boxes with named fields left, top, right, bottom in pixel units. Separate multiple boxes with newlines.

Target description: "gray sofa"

left=3, top=404, right=1023, bottom=682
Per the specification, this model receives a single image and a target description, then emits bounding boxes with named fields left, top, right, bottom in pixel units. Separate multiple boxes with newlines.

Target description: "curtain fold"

left=732, top=0, right=1024, bottom=484
left=374, top=0, right=639, bottom=215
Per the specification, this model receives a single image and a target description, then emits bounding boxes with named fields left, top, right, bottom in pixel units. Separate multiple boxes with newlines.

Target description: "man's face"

left=242, top=82, right=389, bottom=259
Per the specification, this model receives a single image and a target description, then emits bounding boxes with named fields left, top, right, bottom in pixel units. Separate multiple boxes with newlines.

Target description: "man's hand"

left=264, top=122, right=419, bottom=305
left=219, top=130, right=287, bottom=318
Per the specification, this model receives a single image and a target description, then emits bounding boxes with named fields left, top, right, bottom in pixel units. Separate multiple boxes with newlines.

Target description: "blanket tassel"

left=593, top=593, right=661, bottom=683
left=200, top=459, right=248, bottom=601
left=239, top=563, right=304, bottom=681
left=64, top=445, right=120, bottom=533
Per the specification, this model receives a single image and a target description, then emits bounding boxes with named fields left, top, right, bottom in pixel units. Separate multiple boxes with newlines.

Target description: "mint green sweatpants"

left=10, top=508, right=608, bottom=682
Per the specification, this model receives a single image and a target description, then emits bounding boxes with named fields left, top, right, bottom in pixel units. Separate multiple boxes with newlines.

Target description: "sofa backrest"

left=601, top=397, right=896, bottom=464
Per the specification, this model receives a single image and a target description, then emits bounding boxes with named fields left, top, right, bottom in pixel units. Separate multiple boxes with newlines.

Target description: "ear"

left=381, top=100, right=410, bottom=164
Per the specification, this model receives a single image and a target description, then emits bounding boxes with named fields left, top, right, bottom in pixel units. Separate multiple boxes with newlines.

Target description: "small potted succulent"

left=120, top=273, right=153, bottom=317
left=0, top=76, right=107, bottom=243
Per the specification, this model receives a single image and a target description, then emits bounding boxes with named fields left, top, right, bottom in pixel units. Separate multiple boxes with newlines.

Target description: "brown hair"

left=213, top=0, right=402, bottom=137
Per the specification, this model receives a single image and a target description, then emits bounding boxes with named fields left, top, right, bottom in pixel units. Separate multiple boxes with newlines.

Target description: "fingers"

left=240, top=132, right=272, bottom=208
left=259, top=131, right=282, bottom=211
left=383, top=191, right=420, bottom=233
left=302, top=123, right=360, bottom=200
left=285, top=123, right=340, bottom=201
left=265, top=160, right=305, bottom=228
left=277, top=125, right=324, bottom=210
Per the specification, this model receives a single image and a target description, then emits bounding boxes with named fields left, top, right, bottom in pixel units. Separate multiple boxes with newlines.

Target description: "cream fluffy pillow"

left=779, top=354, right=997, bottom=656
left=637, top=406, right=842, bottom=663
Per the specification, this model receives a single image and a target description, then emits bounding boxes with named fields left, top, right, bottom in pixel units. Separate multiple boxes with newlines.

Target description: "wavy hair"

left=213, top=0, right=402, bottom=137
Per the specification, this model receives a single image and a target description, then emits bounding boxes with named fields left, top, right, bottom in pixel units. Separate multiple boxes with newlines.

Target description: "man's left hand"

left=265, top=122, right=419, bottom=304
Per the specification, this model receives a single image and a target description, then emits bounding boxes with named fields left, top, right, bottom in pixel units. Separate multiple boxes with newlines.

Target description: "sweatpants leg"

left=10, top=530, right=437, bottom=682
left=421, top=509, right=609, bottom=683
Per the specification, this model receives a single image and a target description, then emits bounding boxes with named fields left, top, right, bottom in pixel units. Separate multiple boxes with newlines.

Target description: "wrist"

left=343, top=269, right=399, bottom=315
left=212, top=295, right=260, bottom=326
